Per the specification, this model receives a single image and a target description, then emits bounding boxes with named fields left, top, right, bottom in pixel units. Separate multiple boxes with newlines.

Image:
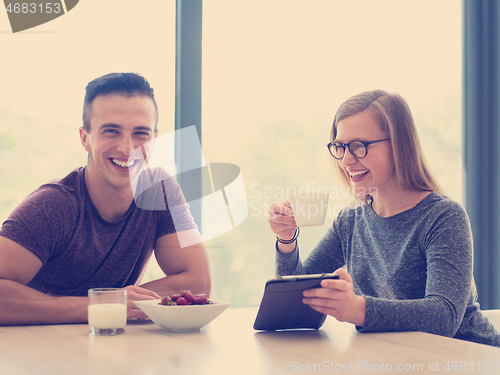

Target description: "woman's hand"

left=268, top=199, right=297, bottom=240
left=302, top=268, right=366, bottom=327
left=268, top=199, right=298, bottom=253
left=123, top=285, right=160, bottom=320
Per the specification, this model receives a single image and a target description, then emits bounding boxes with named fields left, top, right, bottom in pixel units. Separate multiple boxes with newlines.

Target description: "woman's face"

left=334, top=109, right=396, bottom=198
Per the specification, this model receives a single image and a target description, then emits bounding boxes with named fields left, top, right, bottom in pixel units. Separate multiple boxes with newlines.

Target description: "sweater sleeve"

left=275, top=219, right=345, bottom=276
left=359, top=200, right=473, bottom=337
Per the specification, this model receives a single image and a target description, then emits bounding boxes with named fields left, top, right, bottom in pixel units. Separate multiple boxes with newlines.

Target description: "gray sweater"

left=276, top=192, right=500, bottom=347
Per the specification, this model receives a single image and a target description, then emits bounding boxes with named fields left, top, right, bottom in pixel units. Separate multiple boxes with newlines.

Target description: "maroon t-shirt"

left=0, top=167, right=196, bottom=296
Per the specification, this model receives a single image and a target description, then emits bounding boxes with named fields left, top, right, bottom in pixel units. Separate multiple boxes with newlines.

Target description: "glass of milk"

left=88, top=288, right=127, bottom=336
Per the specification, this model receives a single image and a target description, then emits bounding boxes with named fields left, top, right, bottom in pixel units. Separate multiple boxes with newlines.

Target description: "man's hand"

left=302, top=268, right=366, bottom=327
left=123, top=285, right=160, bottom=320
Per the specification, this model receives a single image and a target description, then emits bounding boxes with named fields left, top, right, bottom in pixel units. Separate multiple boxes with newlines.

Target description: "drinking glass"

left=88, top=288, right=127, bottom=336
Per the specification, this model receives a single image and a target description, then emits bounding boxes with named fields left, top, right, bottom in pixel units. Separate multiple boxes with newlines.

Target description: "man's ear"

left=79, top=127, right=92, bottom=152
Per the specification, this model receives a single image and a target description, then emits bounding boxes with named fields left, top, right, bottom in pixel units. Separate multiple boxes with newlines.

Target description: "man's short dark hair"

left=82, top=72, right=159, bottom=132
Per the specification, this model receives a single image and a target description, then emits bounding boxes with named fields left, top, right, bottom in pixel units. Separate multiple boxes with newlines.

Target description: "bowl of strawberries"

left=134, top=290, right=230, bottom=332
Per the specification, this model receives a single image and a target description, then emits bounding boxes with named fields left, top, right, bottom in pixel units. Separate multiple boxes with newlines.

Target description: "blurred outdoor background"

left=0, top=0, right=461, bottom=307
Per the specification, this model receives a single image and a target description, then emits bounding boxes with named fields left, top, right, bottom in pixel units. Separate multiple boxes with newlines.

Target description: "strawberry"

left=181, top=290, right=195, bottom=303
left=170, top=293, right=181, bottom=301
left=160, top=295, right=171, bottom=304
left=176, top=297, right=189, bottom=305
left=192, top=294, right=208, bottom=304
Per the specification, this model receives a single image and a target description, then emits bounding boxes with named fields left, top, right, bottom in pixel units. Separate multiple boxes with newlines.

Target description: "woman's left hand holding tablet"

left=302, top=268, right=366, bottom=327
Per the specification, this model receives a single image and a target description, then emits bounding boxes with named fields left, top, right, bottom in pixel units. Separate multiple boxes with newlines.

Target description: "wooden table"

left=0, top=308, right=499, bottom=375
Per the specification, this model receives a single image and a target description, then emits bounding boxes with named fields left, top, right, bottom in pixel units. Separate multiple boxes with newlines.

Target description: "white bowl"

left=134, top=299, right=231, bottom=332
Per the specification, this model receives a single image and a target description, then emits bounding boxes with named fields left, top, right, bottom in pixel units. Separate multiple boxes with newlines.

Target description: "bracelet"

left=276, top=227, right=300, bottom=244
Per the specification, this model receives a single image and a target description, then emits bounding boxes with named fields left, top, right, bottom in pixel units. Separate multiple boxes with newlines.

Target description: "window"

left=0, top=1, right=462, bottom=307
left=0, top=1, right=175, bottom=223
left=202, top=0, right=462, bottom=307
left=0, top=0, right=176, bottom=283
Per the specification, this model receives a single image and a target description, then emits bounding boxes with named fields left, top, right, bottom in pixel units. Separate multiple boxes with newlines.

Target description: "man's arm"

left=0, top=236, right=158, bottom=325
left=0, top=236, right=88, bottom=325
left=140, top=229, right=211, bottom=297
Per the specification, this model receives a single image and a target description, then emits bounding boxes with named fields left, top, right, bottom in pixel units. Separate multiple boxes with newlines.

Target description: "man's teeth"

left=112, top=159, right=136, bottom=168
left=350, top=170, right=368, bottom=177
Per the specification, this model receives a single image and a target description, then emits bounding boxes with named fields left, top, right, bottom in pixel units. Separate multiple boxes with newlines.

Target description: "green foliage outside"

left=0, top=111, right=86, bottom=224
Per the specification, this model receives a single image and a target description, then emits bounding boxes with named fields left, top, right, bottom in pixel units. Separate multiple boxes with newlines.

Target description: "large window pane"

left=0, top=1, right=175, bottom=224
left=202, top=0, right=462, bottom=307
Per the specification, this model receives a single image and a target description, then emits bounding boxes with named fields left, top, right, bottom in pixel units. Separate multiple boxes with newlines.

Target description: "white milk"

left=88, top=303, right=127, bottom=329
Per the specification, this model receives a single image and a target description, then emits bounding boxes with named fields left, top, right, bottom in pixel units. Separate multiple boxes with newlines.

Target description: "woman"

left=268, top=90, right=500, bottom=346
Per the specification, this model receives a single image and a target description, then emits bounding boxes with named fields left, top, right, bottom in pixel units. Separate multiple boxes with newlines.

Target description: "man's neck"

left=84, top=166, right=134, bottom=223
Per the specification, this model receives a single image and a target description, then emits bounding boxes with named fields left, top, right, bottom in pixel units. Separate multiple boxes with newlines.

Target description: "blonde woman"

left=268, top=90, right=500, bottom=346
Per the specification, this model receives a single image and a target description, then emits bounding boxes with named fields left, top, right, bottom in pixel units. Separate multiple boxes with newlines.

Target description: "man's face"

left=79, top=94, right=157, bottom=191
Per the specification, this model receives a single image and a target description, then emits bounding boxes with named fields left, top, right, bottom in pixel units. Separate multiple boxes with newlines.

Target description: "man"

left=0, top=72, right=211, bottom=325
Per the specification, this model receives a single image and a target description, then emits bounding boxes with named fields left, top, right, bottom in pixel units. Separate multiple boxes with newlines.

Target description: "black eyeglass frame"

left=326, top=139, right=390, bottom=160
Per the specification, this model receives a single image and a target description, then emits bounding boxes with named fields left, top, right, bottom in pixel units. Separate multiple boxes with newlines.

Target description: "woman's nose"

left=341, top=149, right=357, bottom=167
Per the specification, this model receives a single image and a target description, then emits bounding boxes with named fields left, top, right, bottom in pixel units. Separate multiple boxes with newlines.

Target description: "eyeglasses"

left=327, top=139, right=390, bottom=160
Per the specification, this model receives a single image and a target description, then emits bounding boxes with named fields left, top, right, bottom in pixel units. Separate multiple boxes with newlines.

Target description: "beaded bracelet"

left=276, top=227, right=300, bottom=244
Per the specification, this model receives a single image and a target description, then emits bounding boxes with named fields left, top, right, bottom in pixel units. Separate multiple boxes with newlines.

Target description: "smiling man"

left=0, top=73, right=211, bottom=325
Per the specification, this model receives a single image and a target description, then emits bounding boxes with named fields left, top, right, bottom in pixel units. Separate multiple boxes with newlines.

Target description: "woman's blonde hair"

left=331, top=90, right=442, bottom=196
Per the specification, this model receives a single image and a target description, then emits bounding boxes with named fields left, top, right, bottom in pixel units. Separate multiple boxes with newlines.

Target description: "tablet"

left=253, top=273, right=339, bottom=331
